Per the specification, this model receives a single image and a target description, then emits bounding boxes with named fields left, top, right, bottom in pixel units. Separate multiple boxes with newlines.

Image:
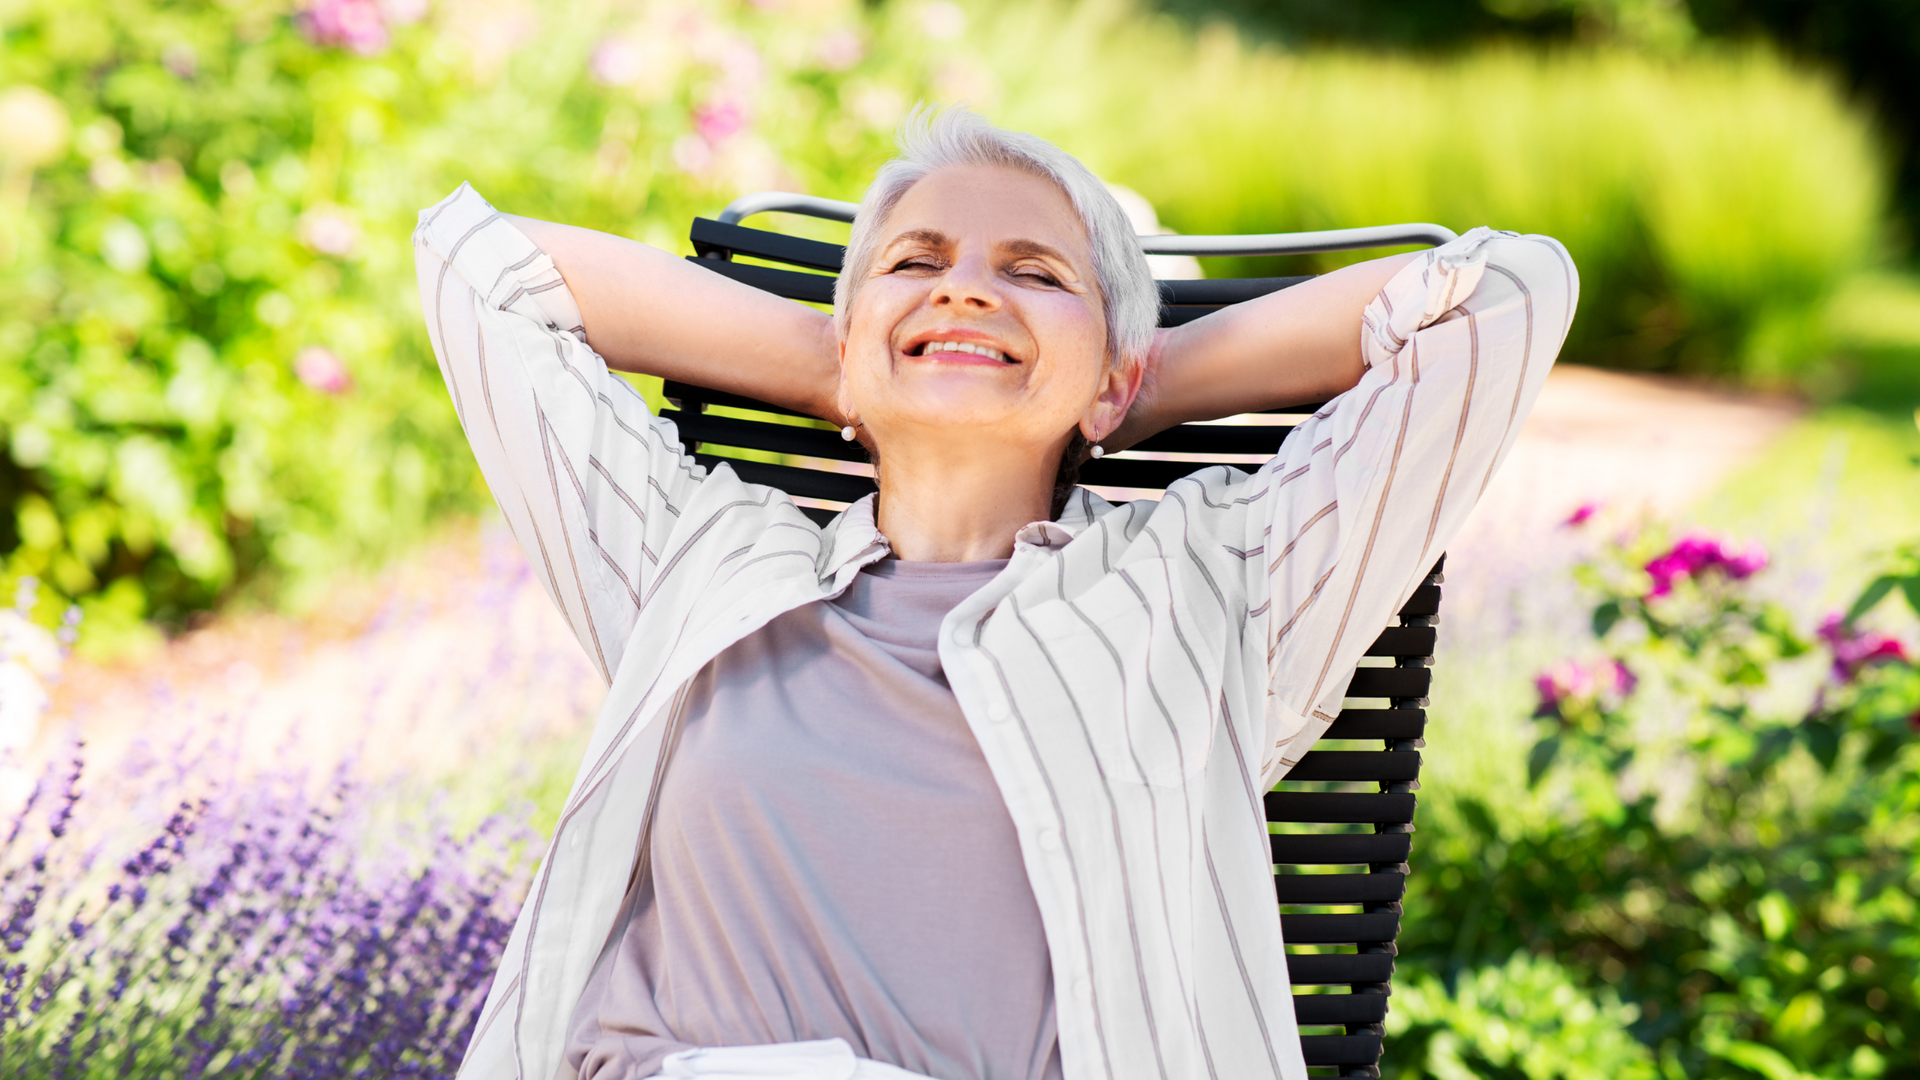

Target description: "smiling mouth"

left=908, top=340, right=1014, bottom=363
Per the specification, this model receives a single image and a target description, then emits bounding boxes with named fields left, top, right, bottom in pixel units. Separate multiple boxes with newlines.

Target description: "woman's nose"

left=931, top=253, right=1001, bottom=312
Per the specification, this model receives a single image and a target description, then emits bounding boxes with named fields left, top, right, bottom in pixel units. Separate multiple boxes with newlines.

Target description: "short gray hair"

left=833, top=106, right=1158, bottom=370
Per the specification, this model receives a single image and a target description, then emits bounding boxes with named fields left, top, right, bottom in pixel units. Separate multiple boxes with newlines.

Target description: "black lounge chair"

left=666, top=194, right=1454, bottom=1078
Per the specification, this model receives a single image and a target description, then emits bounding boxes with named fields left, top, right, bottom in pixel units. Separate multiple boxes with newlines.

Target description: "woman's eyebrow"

left=884, top=228, right=951, bottom=251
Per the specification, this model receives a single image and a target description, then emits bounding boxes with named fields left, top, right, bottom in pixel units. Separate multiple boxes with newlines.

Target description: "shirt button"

left=1038, top=829, right=1062, bottom=852
left=951, top=626, right=972, bottom=647
left=1072, top=978, right=1092, bottom=1001
left=569, top=830, right=583, bottom=851
left=989, top=701, right=1012, bottom=724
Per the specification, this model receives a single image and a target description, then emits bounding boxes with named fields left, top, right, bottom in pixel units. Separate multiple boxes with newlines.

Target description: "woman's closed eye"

left=1010, top=264, right=1063, bottom=287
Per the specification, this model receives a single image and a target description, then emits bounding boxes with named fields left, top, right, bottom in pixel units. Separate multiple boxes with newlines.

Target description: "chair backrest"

left=669, top=194, right=1449, bottom=1078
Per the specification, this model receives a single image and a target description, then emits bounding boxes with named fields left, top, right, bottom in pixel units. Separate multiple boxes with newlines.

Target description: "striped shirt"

left=413, top=183, right=1577, bottom=1080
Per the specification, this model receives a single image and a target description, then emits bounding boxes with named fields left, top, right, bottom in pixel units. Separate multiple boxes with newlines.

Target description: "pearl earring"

left=841, top=425, right=857, bottom=442
left=1089, top=444, right=1105, bottom=459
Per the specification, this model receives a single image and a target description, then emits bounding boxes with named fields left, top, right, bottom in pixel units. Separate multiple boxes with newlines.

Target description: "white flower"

left=0, top=86, right=71, bottom=168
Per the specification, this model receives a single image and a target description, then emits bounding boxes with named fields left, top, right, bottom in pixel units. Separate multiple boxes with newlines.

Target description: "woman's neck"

left=871, top=436, right=1061, bottom=562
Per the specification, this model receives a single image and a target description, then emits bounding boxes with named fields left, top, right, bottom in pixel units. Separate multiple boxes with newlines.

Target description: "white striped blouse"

left=413, top=183, right=1577, bottom=1080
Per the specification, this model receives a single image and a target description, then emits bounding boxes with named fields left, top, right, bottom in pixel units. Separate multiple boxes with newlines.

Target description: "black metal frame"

left=668, top=205, right=1445, bottom=1078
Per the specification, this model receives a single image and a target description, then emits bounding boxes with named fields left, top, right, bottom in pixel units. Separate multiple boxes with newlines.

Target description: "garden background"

left=2, top=0, right=1919, bottom=1076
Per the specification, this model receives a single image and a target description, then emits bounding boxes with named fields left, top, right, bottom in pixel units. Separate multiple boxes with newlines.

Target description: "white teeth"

left=925, top=340, right=1006, bottom=361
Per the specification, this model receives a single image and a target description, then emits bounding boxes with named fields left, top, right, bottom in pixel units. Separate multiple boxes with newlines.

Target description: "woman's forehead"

left=883, top=164, right=1092, bottom=261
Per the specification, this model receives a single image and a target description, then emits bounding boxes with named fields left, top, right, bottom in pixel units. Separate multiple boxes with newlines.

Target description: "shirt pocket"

left=1018, top=557, right=1227, bottom=788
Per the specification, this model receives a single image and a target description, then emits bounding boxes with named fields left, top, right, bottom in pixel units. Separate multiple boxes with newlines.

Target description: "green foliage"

left=1401, top=525, right=1920, bottom=1078
left=1387, top=953, right=1661, bottom=1080
left=0, top=0, right=944, bottom=636
left=978, top=3, right=1894, bottom=383
left=1, top=0, right=1908, bottom=629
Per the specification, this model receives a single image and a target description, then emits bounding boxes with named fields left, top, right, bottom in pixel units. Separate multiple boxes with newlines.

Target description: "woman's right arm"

left=503, top=215, right=843, bottom=422
left=415, top=184, right=744, bottom=684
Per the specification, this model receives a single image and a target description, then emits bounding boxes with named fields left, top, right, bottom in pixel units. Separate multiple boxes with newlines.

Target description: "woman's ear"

left=1082, top=353, right=1146, bottom=443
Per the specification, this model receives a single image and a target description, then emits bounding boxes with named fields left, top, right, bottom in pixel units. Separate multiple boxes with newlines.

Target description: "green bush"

left=0, top=0, right=1906, bottom=632
left=1399, top=524, right=1920, bottom=1078
left=976, top=1, right=1895, bottom=382
left=0, top=0, right=944, bottom=637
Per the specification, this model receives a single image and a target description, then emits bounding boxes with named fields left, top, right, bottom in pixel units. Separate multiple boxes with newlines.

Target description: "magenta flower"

left=297, top=0, right=389, bottom=55
left=694, top=98, right=748, bottom=145
left=1563, top=501, right=1601, bottom=528
left=294, top=346, right=352, bottom=395
left=1645, top=531, right=1768, bottom=598
left=1816, top=613, right=1910, bottom=684
left=1533, top=657, right=1636, bottom=719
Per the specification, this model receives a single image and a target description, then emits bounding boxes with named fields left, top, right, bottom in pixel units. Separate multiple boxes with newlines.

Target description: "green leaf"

left=1527, top=736, right=1561, bottom=788
left=1902, top=578, right=1920, bottom=619
left=1592, top=599, right=1623, bottom=638
left=1801, top=720, right=1840, bottom=771
left=1846, top=576, right=1897, bottom=622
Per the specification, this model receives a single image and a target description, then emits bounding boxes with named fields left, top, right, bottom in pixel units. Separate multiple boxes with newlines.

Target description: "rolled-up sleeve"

left=413, top=184, right=704, bottom=683
left=1251, top=228, right=1579, bottom=783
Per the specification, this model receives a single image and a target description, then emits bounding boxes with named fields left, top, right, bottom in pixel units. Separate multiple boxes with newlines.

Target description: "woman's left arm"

left=1225, top=230, right=1579, bottom=786
left=1106, top=252, right=1419, bottom=448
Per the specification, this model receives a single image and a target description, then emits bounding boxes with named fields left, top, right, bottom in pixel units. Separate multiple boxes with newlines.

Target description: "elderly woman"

left=413, top=109, right=1575, bottom=1080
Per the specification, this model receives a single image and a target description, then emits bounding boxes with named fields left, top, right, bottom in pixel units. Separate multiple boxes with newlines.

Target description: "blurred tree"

left=1151, top=0, right=1920, bottom=244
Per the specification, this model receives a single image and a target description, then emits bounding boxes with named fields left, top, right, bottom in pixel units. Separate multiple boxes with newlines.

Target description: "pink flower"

left=1816, top=613, right=1910, bottom=684
left=694, top=98, right=748, bottom=145
left=1533, top=658, right=1636, bottom=719
left=294, top=346, right=352, bottom=394
left=1563, top=501, right=1601, bottom=528
left=299, top=208, right=360, bottom=257
left=1644, top=531, right=1768, bottom=598
left=589, top=38, right=644, bottom=86
left=816, top=29, right=865, bottom=71
left=298, top=0, right=389, bottom=55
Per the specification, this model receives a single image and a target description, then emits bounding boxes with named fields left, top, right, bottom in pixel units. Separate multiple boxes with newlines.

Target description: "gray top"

left=563, top=558, right=1063, bottom=1080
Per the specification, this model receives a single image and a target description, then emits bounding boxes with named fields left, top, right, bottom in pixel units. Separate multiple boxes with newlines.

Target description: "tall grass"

left=969, top=1, right=1893, bottom=382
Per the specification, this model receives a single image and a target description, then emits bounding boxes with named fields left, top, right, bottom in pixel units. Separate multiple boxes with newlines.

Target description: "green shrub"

left=0, top=0, right=1904, bottom=629
left=976, top=2, right=1892, bottom=382
left=1387, top=953, right=1660, bottom=1080
left=0, top=0, right=941, bottom=637
left=1401, top=522, right=1920, bottom=1077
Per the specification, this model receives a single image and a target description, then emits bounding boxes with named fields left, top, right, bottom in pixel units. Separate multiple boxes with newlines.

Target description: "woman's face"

left=837, top=163, right=1135, bottom=462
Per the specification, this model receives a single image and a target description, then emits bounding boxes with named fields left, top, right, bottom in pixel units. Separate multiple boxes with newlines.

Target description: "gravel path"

left=29, top=364, right=1801, bottom=794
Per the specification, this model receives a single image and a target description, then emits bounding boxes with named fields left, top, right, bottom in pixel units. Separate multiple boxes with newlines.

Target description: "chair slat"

left=1271, top=832, right=1412, bottom=866
left=691, top=217, right=845, bottom=272
left=1265, top=792, right=1415, bottom=825
left=672, top=410, right=866, bottom=463
left=1301, top=1033, right=1385, bottom=1066
left=1282, top=912, right=1401, bottom=945
left=1076, top=456, right=1245, bottom=490
left=663, top=381, right=822, bottom=420
left=1322, top=709, right=1426, bottom=741
left=1272, top=871, right=1406, bottom=906
left=1398, top=582, right=1442, bottom=617
left=1364, top=626, right=1437, bottom=657
left=1286, top=751, right=1421, bottom=783
left=1157, top=277, right=1312, bottom=305
left=1292, top=993, right=1389, bottom=1027
left=687, top=257, right=836, bottom=304
left=1127, top=423, right=1306, bottom=456
left=1344, top=667, right=1431, bottom=699
left=694, top=456, right=876, bottom=503
left=1285, top=953, right=1395, bottom=985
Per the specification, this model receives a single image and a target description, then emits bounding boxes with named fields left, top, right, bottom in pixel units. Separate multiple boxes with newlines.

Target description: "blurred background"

left=1, top=0, right=1917, bottom=1077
